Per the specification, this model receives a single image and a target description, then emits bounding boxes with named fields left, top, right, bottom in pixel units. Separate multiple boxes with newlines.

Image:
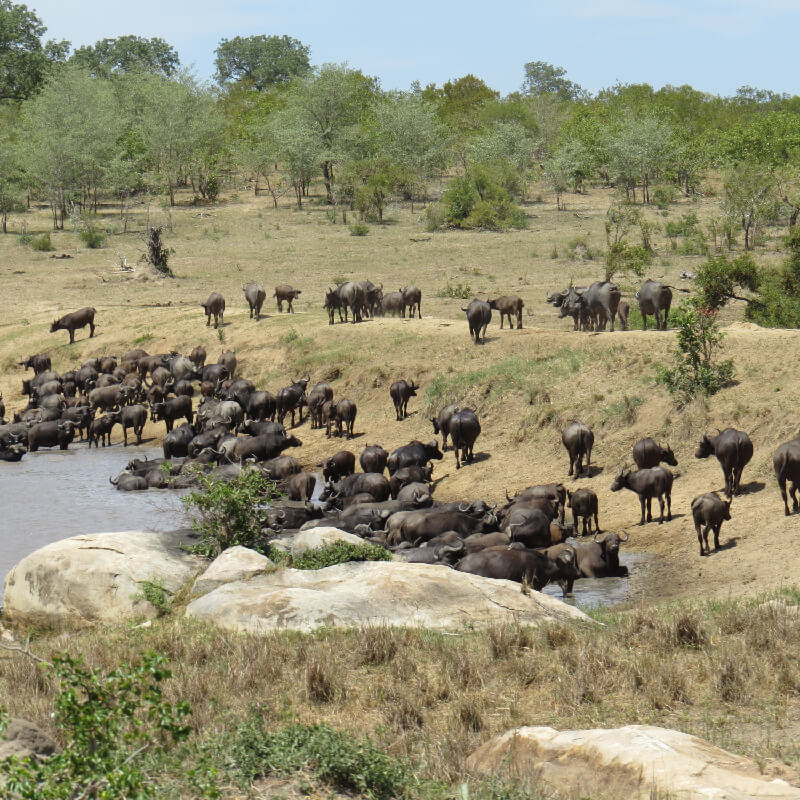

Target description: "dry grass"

left=3, top=593, right=800, bottom=794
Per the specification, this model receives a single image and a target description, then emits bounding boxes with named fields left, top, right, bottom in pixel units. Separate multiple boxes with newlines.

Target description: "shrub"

left=30, top=232, right=53, bottom=251
left=0, top=651, right=192, bottom=799
left=652, top=184, right=676, bottom=210
left=431, top=171, right=527, bottom=231
left=694, top=252, right=760, bottom=310
left=746, top=227, right=800, bottom=327
left=656, top=299, right=735, bottom=405
left=182, top=470, right=281, bottom=558
left=79, top=227, right=106, bottom=248
left=349, top=223, right=370, bottom=236
left=17, top=233, right=32, bottom=246
left=289, top=541, right=392, bottom=570
left=216, top=720, right=412, bottom=798
left=143, top=226, right=172, bottom=276
left=436, top=282, right=472, bottom=299
left=604, top=241, right=652, bottom=281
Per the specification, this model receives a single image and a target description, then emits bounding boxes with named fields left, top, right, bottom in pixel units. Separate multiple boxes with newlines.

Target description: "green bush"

left=285, top=541, right=392, bottom=570
left=0, top=651, right=192, bottom=799
left=431, top=171, right=527, bottom=232
left=435, top=282, right=472, bottom=299
left=656, top=299, right=735, bottom=405
left=216, top=720, right=412, bottom=797
left=17, top=233, right=32, bottom=246
left=604, top=241, right=652, bottom=280
left=182, top=470, right=281, bottom=558
left=665, top=212, right=700, bottom=240
left=79, top=228, right=106, bottom=248
left=349, top=223, right=370, bottom=236
left=652, top=184, right=676, bottom=210
left=30, top=232, right=53, bottom=251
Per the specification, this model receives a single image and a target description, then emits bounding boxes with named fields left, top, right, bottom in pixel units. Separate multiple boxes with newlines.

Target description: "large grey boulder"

left=192, top=546, right=274, bottom=598
left=466, top=725, right=800, bottom=800
left=185, top=560, right=592, bottom=633
left=268, top=527, right=363, bottom=557
left=0, top=719, right=58, bottom=760
left=3, top=530, right=206, bottom=627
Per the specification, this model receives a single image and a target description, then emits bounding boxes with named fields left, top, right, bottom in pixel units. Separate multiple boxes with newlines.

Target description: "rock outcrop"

left=185, top=560, right=592, bottom=633
left=3, top=530, right=206, bottom=627
left=0, top=719, right=58, bottom=760
left=268, top=527, right=364, bottom=556
left=192, top=546, right=273, bottom=598
left=466, top=724, right=800, bottom=800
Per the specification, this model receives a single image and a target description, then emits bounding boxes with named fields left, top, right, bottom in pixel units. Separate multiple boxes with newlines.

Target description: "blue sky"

left=30, top=0, right=800, bottom=97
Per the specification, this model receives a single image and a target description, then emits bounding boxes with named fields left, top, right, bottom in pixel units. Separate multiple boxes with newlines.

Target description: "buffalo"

left=88, top=414, right=117, bottom=448
left=567, top=488, right=599, bottom=535
left=324, top=287, right=345, bottom=324
left=200, top=293, right=225, bottom=328
left=50, top=307, right=96, bottom=344
left=390, top=465, right=433, bottom=499
left=361, top=444, right=389, bottom=474
left=390, top=379, right=418, bottom=421
left=28, top=420, right=75, bottom=451
left=488, top=295, right=524, bottom=329
left=562, top=421, right=594, bottom=477
left=274, top=284, right=301, bottom=313
left=381, top=291, right=405, bottom=317
left=571, top=531, right=629, bottom=578
left=243, top=282, right=267, bottom=320
left=19, top=354, right=51, bottom=374
left=276, top=377, right=309, bottom=427
left=401, top=285, right=422, bottom=318
left=307, top=382, right=333, bottom=429
left=695, top=428, right=753, bottom=497
left=636, top=279, right=672, bottom=331
left=387, top=440, right=443, bottom=475
left=431, top=405, right=460, bottom=451
left=611, top=466, right=673, bottom=524
left=321, top=451, right=356, bottom=482
left=327, top=399, right=356, bottom=439
left=773, top=437, right=800, bottom=516
left=456, top=547, right=580, bottom=595
left=632, top=438, right=677, bottom=469
left=110, top=404, right=148, bottom=446
left=337, top=282, right=366, bottom=323
left=447, top=408, right=481, bottom=469
left=462, top=299, right=491, bottom=344
left=691, top=492, right=731, bottom=555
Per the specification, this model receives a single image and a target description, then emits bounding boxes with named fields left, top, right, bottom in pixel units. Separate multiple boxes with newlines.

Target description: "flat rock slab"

left=3, top=530, right=207, bottom=627
left=466, top=724, right=800, bottom=800
left=192, top=546, right=273, bottom=597
left=269, top=527, right=363, bottom=556
left=185, top=560, right=592, bottom=633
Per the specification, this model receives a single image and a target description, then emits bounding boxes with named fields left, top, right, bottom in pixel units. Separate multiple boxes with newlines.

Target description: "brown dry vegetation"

left=3, top=596, right=800, bottom=798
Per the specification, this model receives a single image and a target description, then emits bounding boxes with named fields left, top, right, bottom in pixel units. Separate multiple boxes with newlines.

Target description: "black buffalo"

left=695, top=428, right=753, bottom=497
left=462, top=299, right=491, bottom=344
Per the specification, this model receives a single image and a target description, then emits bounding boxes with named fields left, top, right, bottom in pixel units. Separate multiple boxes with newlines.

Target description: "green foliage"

left=30, top=232, right=53, bottom=251
left=656, top=300, right=735, bottom=405
left=746, top=228, right=800, bottom=327
left=695, top=252, right=760, bottom=309
left=214, top=35, right=310, bottom=90
left=0, top=0, right=68, bottom=101
left=270, top=541, right=393, bottom=570
left=144, top=226, right=172, bottom=275
left=0, top=651, right=192, bottom=799
left=435, top=283, right=472, bottom=299
left=652, top=184, right=676, bottom=209
left=349, top=222, right=370, bottom=236
left=69, top=36, right=180, bottom=77
left=665, top=212, right=700, bottom=239
left=433, top=170, right=527, bottom=231
left=79, top=227, right=106, bottom=248
left=138, top=579, right=171, bottom=614
left=215, top=720, right=412, bottom=798
left=182, top=470, right=281, bottom=558
left=605, top=241, right=651, bottom=280
left=521, top=61, right=586, bottom=101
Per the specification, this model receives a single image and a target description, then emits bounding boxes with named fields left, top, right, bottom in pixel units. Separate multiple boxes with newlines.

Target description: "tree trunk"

left=789, top=206, right=799, bottom=228
left=168, top=182, right=175, bottom=207
left=322, top=162, right=334, bottom=204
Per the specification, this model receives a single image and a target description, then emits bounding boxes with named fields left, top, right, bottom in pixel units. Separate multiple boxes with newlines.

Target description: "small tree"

left=657, top=299, right=735, bottom=405
left=694, top=252, right=760, bottom=310
left=143, top=226, right=172, bottom=275
left=722, top=164, right=777, bottom=250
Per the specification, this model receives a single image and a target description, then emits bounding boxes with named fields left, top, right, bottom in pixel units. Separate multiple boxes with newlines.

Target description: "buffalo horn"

left=593, top=532, right=606, bottom=543
left=505, top=489, right=514, bottom=502
left=619, top=531, right=630, bottom=542
left=458, top=502, right=470, bottom=512
left=109, top=475, right=118, bottom=486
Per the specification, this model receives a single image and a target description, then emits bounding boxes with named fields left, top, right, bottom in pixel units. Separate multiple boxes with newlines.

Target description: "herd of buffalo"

left=1, top=273, right=799, bottom=601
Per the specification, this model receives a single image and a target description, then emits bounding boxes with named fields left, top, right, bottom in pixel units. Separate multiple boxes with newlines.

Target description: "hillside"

left=1, top=186, right=798, bottom=605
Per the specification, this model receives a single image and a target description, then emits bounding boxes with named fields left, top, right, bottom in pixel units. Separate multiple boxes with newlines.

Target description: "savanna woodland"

left=3, top=2, right=800, bottom=798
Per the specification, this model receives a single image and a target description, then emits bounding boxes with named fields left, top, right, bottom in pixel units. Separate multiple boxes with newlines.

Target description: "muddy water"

left=0, top=445, right=187, bottom=586
left=542, top=552, right=653, bottom=609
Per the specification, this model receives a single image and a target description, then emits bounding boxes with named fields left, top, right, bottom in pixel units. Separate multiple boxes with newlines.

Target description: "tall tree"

left=273, top=64, right=379, bottom=203
left=521, top=61, right=586, bottom=102
left=69, top=36, right=180, bottom=77
left=0, top=0, right=68, bottom=100
left=722, top=164, right=777, bottom=250
left=421, top=74, right=498, bottom=133
left=214, top=35, right=310, bottom=90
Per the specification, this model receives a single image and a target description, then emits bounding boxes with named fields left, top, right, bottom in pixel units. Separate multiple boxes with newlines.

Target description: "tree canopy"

left=0, top=0, right=68, bottom=100
left=214, top=35, right=310, bottom=90
left=69, top=35, right=180, bottom=77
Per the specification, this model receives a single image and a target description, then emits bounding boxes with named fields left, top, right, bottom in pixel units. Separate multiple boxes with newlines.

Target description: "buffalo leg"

left=69, top=329, right=75, bottom=344
left=645, top=496, right=653, bottom=522
left=666, top=491, right=672, bottom=521
left=791, top=481, right=799, bottom=512
left=89, top=322, right=95, bottom=338
left=712, top=523, right=721, bottom=552
left=695, top=521, right=705, bottom=555
left=779, top=479, right=790, bottom=515
left=657, top=494, right=665, bottom=524
left=639, top=496, right=646, bottom=525
left=594, top=509, right=599, bottom=533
